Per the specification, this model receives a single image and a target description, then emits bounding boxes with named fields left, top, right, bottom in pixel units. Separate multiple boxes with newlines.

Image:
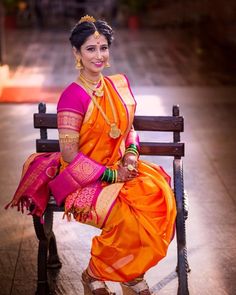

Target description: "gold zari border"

left=86, top=182, right=124, bottom=228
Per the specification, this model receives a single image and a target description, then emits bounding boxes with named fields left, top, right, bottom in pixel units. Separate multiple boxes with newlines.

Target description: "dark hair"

left=69, top=20, right=114, bottom=51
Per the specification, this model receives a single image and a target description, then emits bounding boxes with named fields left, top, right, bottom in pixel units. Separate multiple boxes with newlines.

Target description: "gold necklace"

left=79, top=76, right=121, bottom=139
left=79, top=74, right=104, bottom=97
left=80, top=73, right=101, bottom=85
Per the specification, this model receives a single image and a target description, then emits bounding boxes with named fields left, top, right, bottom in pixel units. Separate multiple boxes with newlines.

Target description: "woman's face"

left=77, top=33, right=109, bottom=76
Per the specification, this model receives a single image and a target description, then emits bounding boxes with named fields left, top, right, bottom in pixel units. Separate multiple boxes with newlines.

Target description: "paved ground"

left=0, top=27, right=236, bottom=295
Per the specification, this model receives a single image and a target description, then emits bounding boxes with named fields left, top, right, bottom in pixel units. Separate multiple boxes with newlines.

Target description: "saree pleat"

left=88, top=161, right=176, bottom=282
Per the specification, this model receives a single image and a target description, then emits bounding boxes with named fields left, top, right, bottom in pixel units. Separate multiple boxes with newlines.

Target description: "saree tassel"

left=89, top=207, right=99, bottom=225
left=63, top=211, right=73, bottom=222
left=4, top=200, right=14, bottom=210
left=62, top=206, right=74, bottom=221
left=75, top=206, right=91, bottom=223
left=20, top=201, right=24, bottom=213
left=5, top=197, right=31, bottom=214
left=21, top=200, right=27, bottom=213
left=20, top=197, right=32, bottom=214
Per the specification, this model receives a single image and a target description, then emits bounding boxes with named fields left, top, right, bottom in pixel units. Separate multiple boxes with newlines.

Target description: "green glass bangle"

left=113, top=170, right=115, bottom=183
left=101, top=168, right=118, bottom=183
left=110, top=170, right=114, bottom=183
left=129, top=143, right=138, bottom=150
left=101, top=168, right=110, bottom=182
left=107, top=169, right=111, bottom=182
left=106, top=170, right=110, bottom=182
left=125, top=148, right=138, bottom=155
left=126, top=147, right=138, bottom=153
left=125, top=144, right=139, bottom=157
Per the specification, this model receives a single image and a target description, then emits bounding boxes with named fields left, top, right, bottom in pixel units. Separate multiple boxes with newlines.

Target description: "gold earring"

left=75, top=58, right=83, bottom=70
left=105, top=61, right=110, bottom=68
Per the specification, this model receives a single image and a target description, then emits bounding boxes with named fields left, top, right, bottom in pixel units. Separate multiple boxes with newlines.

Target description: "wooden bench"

left=33, top=102, right=190, bottom=295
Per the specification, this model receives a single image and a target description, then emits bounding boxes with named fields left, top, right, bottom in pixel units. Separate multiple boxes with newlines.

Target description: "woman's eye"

left=101, top=46, right=108, bottom=51
left=87, top=48, right=95, bottom=52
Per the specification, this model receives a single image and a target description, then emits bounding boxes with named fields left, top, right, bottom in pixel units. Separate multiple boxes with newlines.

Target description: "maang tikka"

left=78, top=15, right=100, bottom=39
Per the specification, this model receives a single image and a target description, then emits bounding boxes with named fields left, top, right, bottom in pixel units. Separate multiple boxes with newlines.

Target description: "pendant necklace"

left=79, top=74, right=104, bottom=97
left=79, top=75, right=121, bottom=139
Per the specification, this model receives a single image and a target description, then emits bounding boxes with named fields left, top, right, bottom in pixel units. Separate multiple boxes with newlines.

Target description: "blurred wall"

left=145, top=0, right=236, bottom=47
left=2, top=0, right=235, bottom=49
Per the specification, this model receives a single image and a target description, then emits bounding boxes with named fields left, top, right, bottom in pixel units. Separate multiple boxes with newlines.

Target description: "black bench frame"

left=33, top=102, right=190, bottom=295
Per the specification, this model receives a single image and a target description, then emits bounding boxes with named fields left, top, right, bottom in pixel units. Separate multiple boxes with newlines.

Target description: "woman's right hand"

left=117, top=165, right=138, bottom=182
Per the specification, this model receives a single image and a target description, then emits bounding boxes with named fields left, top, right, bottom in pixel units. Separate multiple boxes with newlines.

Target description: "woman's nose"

left=96, top=50, right=102, bottom=59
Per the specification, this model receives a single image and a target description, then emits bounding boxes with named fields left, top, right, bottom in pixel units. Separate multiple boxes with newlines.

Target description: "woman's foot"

left=121, top=277, right=151, bottom=295
left=81, top=270, right=115, bottom=295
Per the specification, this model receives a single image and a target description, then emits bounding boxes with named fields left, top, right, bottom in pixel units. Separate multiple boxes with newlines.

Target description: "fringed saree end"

left=4, top=197, right=30, bottom=214
left=4, top=195, right=45, bottom=218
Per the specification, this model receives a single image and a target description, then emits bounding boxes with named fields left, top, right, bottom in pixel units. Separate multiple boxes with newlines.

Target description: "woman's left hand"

left=122, top=152, right=138, bottom=170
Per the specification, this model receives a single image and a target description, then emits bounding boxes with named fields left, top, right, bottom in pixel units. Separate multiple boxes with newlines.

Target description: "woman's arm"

left=50, top=110, right=106, bottom=205
left=122, top=125, right=139, bottom=169
left=125, top=125, right=140, bottom=150
left=57, top=110, right=83, bottom=163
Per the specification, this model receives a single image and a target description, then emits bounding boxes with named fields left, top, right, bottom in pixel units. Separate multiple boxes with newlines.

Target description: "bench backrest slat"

left=34, top=103, right=185, bottom=158
left=36, top=139, right=184, bottom=157
left=134, top=116, right=183, bottom=132
left=34, top=114, right=58, bottom=129
left=34, top=113, right=184, bottom=132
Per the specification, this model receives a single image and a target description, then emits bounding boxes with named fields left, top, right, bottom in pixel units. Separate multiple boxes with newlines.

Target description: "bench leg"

left=174, top=159, right=190, bottom=295
left=44, top=207, right=62, bottom=269
left=36, top=240, right=50, bottom=295
left=48, top=232, right=62, bottom=269
left=32, top=207, right=61, bottom=295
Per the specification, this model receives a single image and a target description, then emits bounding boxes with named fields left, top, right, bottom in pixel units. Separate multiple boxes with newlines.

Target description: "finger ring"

left=127, top=164, right=135, bottom=171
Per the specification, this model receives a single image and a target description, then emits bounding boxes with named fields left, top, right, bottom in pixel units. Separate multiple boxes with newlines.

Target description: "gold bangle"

left=59, top=133, right=79, bottom=143
left=125, top=150, right=138, bottom=156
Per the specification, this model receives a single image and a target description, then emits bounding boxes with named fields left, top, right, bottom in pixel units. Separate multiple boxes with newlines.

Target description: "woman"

left=6, top=15, right=176, bottom=295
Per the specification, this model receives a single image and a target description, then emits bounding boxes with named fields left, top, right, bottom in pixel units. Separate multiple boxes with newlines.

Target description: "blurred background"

left=1, top=0, right=236, bottom=88
left=0, top=1, right=236, bottom=295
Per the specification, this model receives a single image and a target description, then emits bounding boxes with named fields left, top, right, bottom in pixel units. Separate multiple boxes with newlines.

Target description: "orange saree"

left=60, top=74, right=177, bottom=282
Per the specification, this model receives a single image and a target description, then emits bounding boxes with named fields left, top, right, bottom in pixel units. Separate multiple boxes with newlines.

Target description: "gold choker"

left=80, top=73, right=101, bottom=85
left=79, top=74, right=104, bottom=97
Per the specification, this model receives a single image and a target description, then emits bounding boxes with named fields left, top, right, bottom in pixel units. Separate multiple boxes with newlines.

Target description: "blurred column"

left=0, top=2, right=5, bottom=65
left=0, top=2, right=9, bottom=96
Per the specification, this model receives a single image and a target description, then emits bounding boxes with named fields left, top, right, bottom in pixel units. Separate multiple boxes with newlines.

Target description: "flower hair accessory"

left=79, top=15, right=96, bottom=24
